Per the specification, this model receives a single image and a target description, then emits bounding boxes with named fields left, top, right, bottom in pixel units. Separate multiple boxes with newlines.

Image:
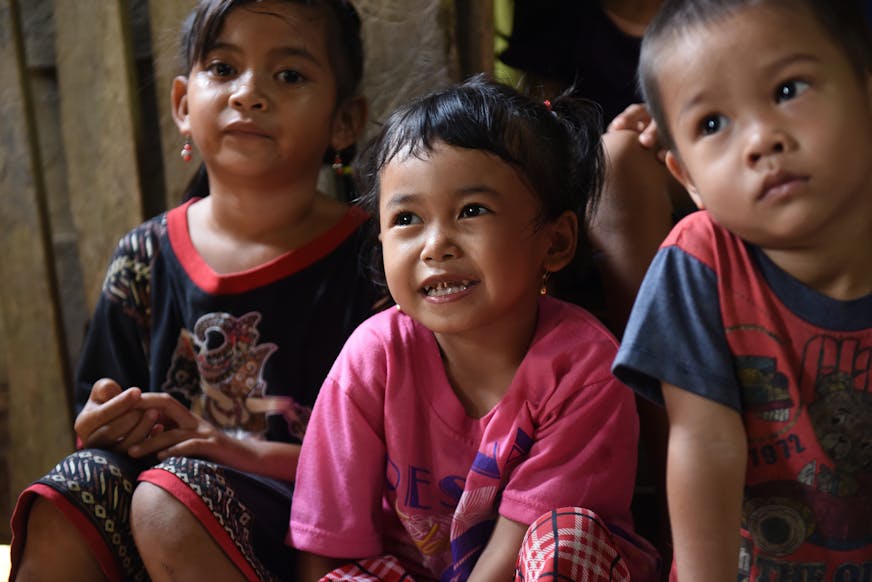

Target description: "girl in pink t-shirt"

left=290, top=75, right=660, bottom=582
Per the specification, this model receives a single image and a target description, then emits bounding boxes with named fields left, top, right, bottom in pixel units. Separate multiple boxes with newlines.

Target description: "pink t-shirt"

left=289, top=296, right=658, bottom=581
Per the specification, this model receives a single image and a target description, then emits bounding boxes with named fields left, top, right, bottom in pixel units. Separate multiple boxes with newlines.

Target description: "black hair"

left=355, top=73, right=605, bottom=305
left=639, top=0, right=872, bottom=152
left=179, top=0, right=364, bottom=201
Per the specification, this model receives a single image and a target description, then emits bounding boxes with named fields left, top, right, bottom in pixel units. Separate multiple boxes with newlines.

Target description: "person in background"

left=9, top=1, right=373, bottom=580
left=613, top=0, right=872, bottom=579
left=290, top=75, right=661, bottom=582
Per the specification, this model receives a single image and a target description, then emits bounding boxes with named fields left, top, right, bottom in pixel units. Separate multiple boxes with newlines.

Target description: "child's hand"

left=127, top=393, right=260, bottom=472
left=608, top=103, right=662, bottom=153
left=74, top=378, right=161, bottom=451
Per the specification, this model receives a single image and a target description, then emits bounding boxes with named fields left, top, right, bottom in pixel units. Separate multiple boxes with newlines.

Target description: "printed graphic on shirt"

left=386, top=427, right=534, bottom=581
left=102, top=217, right=165, bottom=333
left=163, top=311, right=300, bottom=438
left=731, top=325, right=872, bottom=577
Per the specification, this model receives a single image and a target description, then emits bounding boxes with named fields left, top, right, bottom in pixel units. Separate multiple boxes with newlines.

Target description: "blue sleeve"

left=612, top=245, right=741, bottom=411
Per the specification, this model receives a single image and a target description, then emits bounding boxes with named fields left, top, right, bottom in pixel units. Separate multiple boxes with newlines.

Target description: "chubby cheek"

left=381, top=240, right=418, bottom=303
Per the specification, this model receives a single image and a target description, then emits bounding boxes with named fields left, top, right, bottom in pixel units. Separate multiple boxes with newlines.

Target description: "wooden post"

left=52, top=0, right=145, bottom=312
left=150, top=0, right=198, bottom=210
left=454, top=0, right=494, bottom=79
left=0, top=0, right=73, bottom=515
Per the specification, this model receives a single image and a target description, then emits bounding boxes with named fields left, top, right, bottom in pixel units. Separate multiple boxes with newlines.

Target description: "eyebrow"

left=676, top=52, right=821, bottom=121
left=208, top=42, right=322, bottom=65
left=382, top=186, right=501, bottom=208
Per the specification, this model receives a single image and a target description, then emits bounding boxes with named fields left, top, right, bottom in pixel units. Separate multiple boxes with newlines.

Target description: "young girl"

left=9, top=1, right=373, bottom=580
left=289, top=75, right=661, bottom=582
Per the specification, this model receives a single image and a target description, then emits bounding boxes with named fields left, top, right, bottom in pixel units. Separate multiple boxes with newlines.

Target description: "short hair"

left=639, top=0, right=872, bottom=151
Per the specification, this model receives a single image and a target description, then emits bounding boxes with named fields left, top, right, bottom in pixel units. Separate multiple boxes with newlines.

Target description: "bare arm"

left=467, top=516, right=527, bottom=582
left=662, top=382, right=747, bottom=582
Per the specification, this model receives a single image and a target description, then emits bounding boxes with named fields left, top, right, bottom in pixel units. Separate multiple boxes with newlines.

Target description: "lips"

left=759, top=171, right=808, bottom=200
left=224, top=120, right=271, bottom=138
left=421, top=279, right=474, bottom=297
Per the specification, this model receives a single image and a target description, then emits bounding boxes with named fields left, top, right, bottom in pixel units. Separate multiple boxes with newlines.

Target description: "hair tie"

left=543, top=99, right=558, bottom=118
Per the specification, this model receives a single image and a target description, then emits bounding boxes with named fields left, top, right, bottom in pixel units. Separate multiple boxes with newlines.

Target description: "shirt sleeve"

left=612, top=245, right=740, bottom=410
left=288, top=324, right=388, bottom=558
left=73, top=223, right=159, bottom=415
left=499, top=335, right=639, bottom=526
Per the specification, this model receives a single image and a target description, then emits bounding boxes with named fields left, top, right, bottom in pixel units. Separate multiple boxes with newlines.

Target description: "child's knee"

left=518, top=507, right=631, bottom=582
left=130, top=482, right=191, bottom=544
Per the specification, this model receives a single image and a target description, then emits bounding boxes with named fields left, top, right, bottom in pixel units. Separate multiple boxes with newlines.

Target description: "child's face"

left=659, top=3, right=872, bottom=250
left=378, top=142, right=562, bottom=337
left=175, top=1, right=351, bottom=184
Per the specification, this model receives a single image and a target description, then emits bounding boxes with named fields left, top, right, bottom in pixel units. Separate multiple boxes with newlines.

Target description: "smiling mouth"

left=423, top=280, right=473, bottom=297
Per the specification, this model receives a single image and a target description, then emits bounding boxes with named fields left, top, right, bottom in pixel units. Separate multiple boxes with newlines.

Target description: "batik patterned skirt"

left=9, top=449, right=294, bottom=581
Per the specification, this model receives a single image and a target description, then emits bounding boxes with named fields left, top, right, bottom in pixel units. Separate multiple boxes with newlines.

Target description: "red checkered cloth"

left=320, top=555, right=414, bottom=581
left=319, top=507, right=629, bottom=581
left=514, top=507, right=631, bottom=582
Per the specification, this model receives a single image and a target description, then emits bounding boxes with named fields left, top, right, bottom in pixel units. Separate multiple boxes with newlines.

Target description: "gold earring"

left=540, top=271, right=550, bottom=295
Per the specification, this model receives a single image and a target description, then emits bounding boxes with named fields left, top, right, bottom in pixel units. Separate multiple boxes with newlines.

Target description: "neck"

left=186, top=171, right=348, bottom=273
left=762, top=214, right=872, bottom=301
left=434, top=301, right=539, bottom=418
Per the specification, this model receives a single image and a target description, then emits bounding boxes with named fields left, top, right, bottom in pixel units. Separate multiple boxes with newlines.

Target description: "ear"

left=330, top=95, right=368, bottom=152
left=543, top=210, right=579, bottom=273
left=171, top=75, right=191, bottom=134
left=665, top=150, right=704, bottom=210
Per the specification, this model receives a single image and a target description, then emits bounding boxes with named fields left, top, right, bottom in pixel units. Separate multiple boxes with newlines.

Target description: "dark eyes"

left=277, top=70, right=304, bottom=84
left=775, top=80, right=810, bottom=103
left=459, top=204, right=489, bottom=218
left=699, top=114, right=727, bottom=136
left=204, top=62, right=304, bottom=84
left=392, top=212, right=419, bottom=226
left=207, top=62, right=234, bottom=77
left=390, top=204, right=490, bottom=226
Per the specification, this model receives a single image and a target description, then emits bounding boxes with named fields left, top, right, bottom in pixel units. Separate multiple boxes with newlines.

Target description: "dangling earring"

left=180, top=135, right=193, bottom=162
left=332, top=152, right=344, bottom=176
left=540, top=271, right=550, bottom=295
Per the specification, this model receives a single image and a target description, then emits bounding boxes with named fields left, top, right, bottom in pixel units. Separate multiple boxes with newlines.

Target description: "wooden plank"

left=149, top=0, right=198, bottom=210
left=53, top=0, right=145, bottom=312
left=0, top=0, right=74, bottom=508
left=454, top=0, right=494, bottom=79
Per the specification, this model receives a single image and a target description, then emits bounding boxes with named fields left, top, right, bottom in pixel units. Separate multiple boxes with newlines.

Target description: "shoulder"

left=536, top=296, right=618, bottom=354
left=663, top=210, right=746, bottom=271
left=523, top=296, right=623, bottom=393
left=112, top=211, right=169, bottom=262
left=333, top=307, right=429, bottom=374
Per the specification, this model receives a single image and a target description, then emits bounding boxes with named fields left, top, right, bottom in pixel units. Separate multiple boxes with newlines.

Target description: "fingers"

left=136, top=393, right=198, bottom=429
left=638, top=119, right=661, bottom=150
left=90, top=378, right=123, bottom=403
left=82, top=409, right=145, bottom=449
left=607, top=103, right=652, bottom=133
left=113, top=408, right=161, bottom=452
left=75, top=385, right=144, bottom=447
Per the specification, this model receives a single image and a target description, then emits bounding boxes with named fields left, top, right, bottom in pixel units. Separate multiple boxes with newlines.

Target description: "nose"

left=421, top=225, right=459, bottom=262
left=745, top=120, right=795, bottom=166
left=230, top=72, right=267, bottom=111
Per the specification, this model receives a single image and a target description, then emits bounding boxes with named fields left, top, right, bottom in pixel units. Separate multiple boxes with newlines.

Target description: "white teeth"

left=426, top=280, right=471, bottom=297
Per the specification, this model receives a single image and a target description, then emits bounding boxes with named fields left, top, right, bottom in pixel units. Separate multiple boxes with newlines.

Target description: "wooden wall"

left=0, top=0, right=492, bottom=543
